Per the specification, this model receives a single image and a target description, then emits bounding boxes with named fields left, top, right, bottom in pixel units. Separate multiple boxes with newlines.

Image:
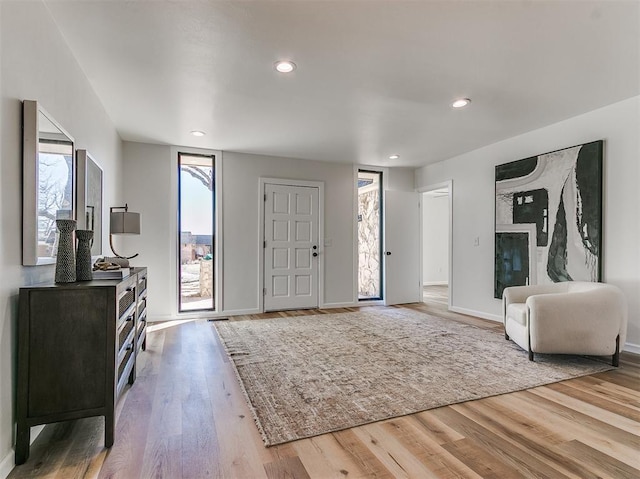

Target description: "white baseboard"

left=0, top=425, right=45, bottom=479
left=147, top=313, right=177, bottom=322
left=220, top=308, right=262, bottom=317
left=624, top=342, right=640, bottom=354
left=423, top=281, right=448, bottom=286
left=450, top=306, right=502, bottom=323
left=320, top=302, right=358, bottom=309
left=0, top=450, right=14, bottom=479
left=147, top=309, right=261, bottom=322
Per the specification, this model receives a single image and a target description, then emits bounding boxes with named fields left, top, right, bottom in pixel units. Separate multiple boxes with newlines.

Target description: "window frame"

left=177, top=151, right=217, bottom=313
left=357, top=169, right=384, bottom=301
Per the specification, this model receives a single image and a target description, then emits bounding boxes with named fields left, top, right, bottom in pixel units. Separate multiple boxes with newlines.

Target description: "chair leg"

left=528, top=349, right=534, bottom=361
left=612, top=335, right=620, bottom=367
left=505, top=331, right=509, bottom=340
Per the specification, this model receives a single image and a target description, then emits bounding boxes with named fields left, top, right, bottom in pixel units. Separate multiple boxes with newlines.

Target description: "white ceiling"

left=44, top=0, right=640, bottom=168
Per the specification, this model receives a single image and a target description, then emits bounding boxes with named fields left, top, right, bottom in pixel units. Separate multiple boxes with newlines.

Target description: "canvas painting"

left=494, top=140, right=603, bottom=298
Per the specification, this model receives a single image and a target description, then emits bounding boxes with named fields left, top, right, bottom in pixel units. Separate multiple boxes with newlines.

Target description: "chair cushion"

left=507, top=303, right=528, bottom=326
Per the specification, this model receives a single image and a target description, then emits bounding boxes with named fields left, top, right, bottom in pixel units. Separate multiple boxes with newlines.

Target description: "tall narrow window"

left=358, top=170, right=383, bottom=300
left=178, top=153, right=215, bottom=312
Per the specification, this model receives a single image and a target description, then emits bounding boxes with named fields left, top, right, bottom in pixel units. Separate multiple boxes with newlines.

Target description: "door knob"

left=385, top=251, right=391, bottom=256
left=313, top=252, right=318, bottom=257
left=312, top=245, right=317, bottom=250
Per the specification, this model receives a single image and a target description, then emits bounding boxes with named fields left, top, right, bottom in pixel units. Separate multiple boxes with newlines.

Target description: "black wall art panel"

left=494, top=140, right=603, bottom=298
left=495, top=232, right=530, bottom=299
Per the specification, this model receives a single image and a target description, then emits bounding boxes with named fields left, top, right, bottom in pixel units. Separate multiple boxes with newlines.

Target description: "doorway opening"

left=178, top=152, right=215, bottom=312
left=357, top=170, right=383, bottom=300
left=421, top=185, right=450, bottom=306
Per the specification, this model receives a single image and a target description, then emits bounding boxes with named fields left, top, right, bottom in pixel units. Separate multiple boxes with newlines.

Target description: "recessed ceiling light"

left=389, top=154, right=400, bottom=160
left=452, top=98, right=471, bottom=108
left=275, top=60, right=296, bottom=73
left=190, top=130, right=206, bottom=137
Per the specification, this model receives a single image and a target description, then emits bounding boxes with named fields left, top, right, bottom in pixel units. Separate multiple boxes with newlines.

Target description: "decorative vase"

left=75, top=230, right=94, bottom=281
left=55, top=219, right=77, bottom=283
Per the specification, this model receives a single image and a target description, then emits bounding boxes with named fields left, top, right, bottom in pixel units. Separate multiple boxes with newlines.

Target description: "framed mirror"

left=23, top=100, right=75, bottom=265
left=76, top=149, right=103, bottom=256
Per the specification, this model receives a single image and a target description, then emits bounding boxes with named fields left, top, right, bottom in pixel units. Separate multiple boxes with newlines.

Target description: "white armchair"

left=502, top=281, right=627, bottom=365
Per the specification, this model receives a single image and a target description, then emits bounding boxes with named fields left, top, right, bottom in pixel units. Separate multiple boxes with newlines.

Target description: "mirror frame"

left=22, top=100, right=76, bottom=266
left=76, top=149, right=104, bottom=257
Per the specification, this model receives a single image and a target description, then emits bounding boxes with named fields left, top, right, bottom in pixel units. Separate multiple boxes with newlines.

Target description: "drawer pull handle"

left=126, top=315, right=133, bottom=322
left=126, top=343, right=133, bottom=351
left=126, top=287, right=133, bottom=292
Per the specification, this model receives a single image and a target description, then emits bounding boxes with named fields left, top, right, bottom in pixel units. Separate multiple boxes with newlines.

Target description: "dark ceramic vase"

left=55, top=219, right=77, bottom=283
left=75, top=230, right=94, bottom=281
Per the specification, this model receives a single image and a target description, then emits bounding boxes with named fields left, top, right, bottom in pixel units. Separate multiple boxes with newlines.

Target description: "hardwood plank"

left=137, top=434, right=183, bottom=479
left=545, top=381, right=640, bottom=420
left=293, top=433, right=376, bottom=479
left=554, top=440, right=640, bottom=479
left=205, top=371, right=270, bottom=478
left=410, top=412, right=466, bottom=445
left=530, top=384, right=640, bottom=435
left=263, top=456, right=311, bottom=479
left=98, top=333, right=164, bottom=478
left=352, top=422, right=440, bottom=478
left=331, top=429, right=395, bottom=478
left=52, top=417, right=105, bottom=479
left=433, top=406, right=578, bottom=479
left=567, top=376, right=640, bottom=408
left=516, top=390, right=640, bottom=467
left=591, top=368, right=640, bottom=391
left=377, top=418, right=483, bottom=479
left=449, top=399, right=596, bottom=479
left=8, top=422, right=77, bottom=479
left=203, top=323, right=271, bottom=479
left=440, top=438, right=524, bottom=479
left=181, top=371, right=222, bottom=477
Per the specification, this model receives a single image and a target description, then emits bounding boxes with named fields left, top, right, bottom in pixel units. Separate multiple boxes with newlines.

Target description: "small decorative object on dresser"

left=93, top=258, right=131, bottom=279
left=54, top=218, right=77, bottom=283
left=16, top=267, right=148, bottom=465
left=75, top=229, right=94, bottom=281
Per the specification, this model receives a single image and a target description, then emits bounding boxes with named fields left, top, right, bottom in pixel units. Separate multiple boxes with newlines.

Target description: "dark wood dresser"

left=16, top=267, right=148, bottom=464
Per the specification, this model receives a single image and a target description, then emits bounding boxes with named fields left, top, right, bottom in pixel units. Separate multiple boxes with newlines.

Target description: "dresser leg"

left=105, top=414, right=114, bottom=448
left=15, top=423, right=30, bottom=465
left=128, top=364, right=136, bottom=385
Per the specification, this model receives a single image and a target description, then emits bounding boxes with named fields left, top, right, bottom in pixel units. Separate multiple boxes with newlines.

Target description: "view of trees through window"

left=358, top=170, right=382, bottom=300
left=178, top=153, right=215, bottom=312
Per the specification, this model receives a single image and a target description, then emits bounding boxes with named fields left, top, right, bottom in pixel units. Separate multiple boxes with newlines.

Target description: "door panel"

left=384, top=190, right=421, bottom=305
left=264, top=184, right=319, bottom=311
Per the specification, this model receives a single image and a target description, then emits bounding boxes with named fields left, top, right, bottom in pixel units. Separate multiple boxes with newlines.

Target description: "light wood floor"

left=423, top=285, right=449, bottom=307
left=9, top=303, right=640, bottom=479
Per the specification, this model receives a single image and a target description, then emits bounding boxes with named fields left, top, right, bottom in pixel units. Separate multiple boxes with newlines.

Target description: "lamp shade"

left=110, top=211, right=140, bottom=235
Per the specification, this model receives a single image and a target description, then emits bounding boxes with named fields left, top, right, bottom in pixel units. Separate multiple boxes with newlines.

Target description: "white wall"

left=223, top=152, right=359, bottom=312
left=122, top=144, right=417, bottom=318
left=121, top=142, right=174, bottom=317
left=415, top=96, right=640, bottom=352
left=0, top=2, right=123, bottom=476
left=387, top=167, right=415, bottom=192
left=422, top=194, right=449, bottom=285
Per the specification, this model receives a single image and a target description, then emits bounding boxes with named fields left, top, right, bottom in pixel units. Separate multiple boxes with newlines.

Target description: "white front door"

left=384, top=190, right=421, bottom=305
left=264, top=184, right=319, bottom=311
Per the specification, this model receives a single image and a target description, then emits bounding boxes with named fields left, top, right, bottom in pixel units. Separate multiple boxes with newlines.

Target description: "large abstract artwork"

left=495, top=140, right=603, bottom=298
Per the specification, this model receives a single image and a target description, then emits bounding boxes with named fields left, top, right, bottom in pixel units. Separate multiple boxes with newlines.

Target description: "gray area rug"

left=214, top=308, right=613, bottom=446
